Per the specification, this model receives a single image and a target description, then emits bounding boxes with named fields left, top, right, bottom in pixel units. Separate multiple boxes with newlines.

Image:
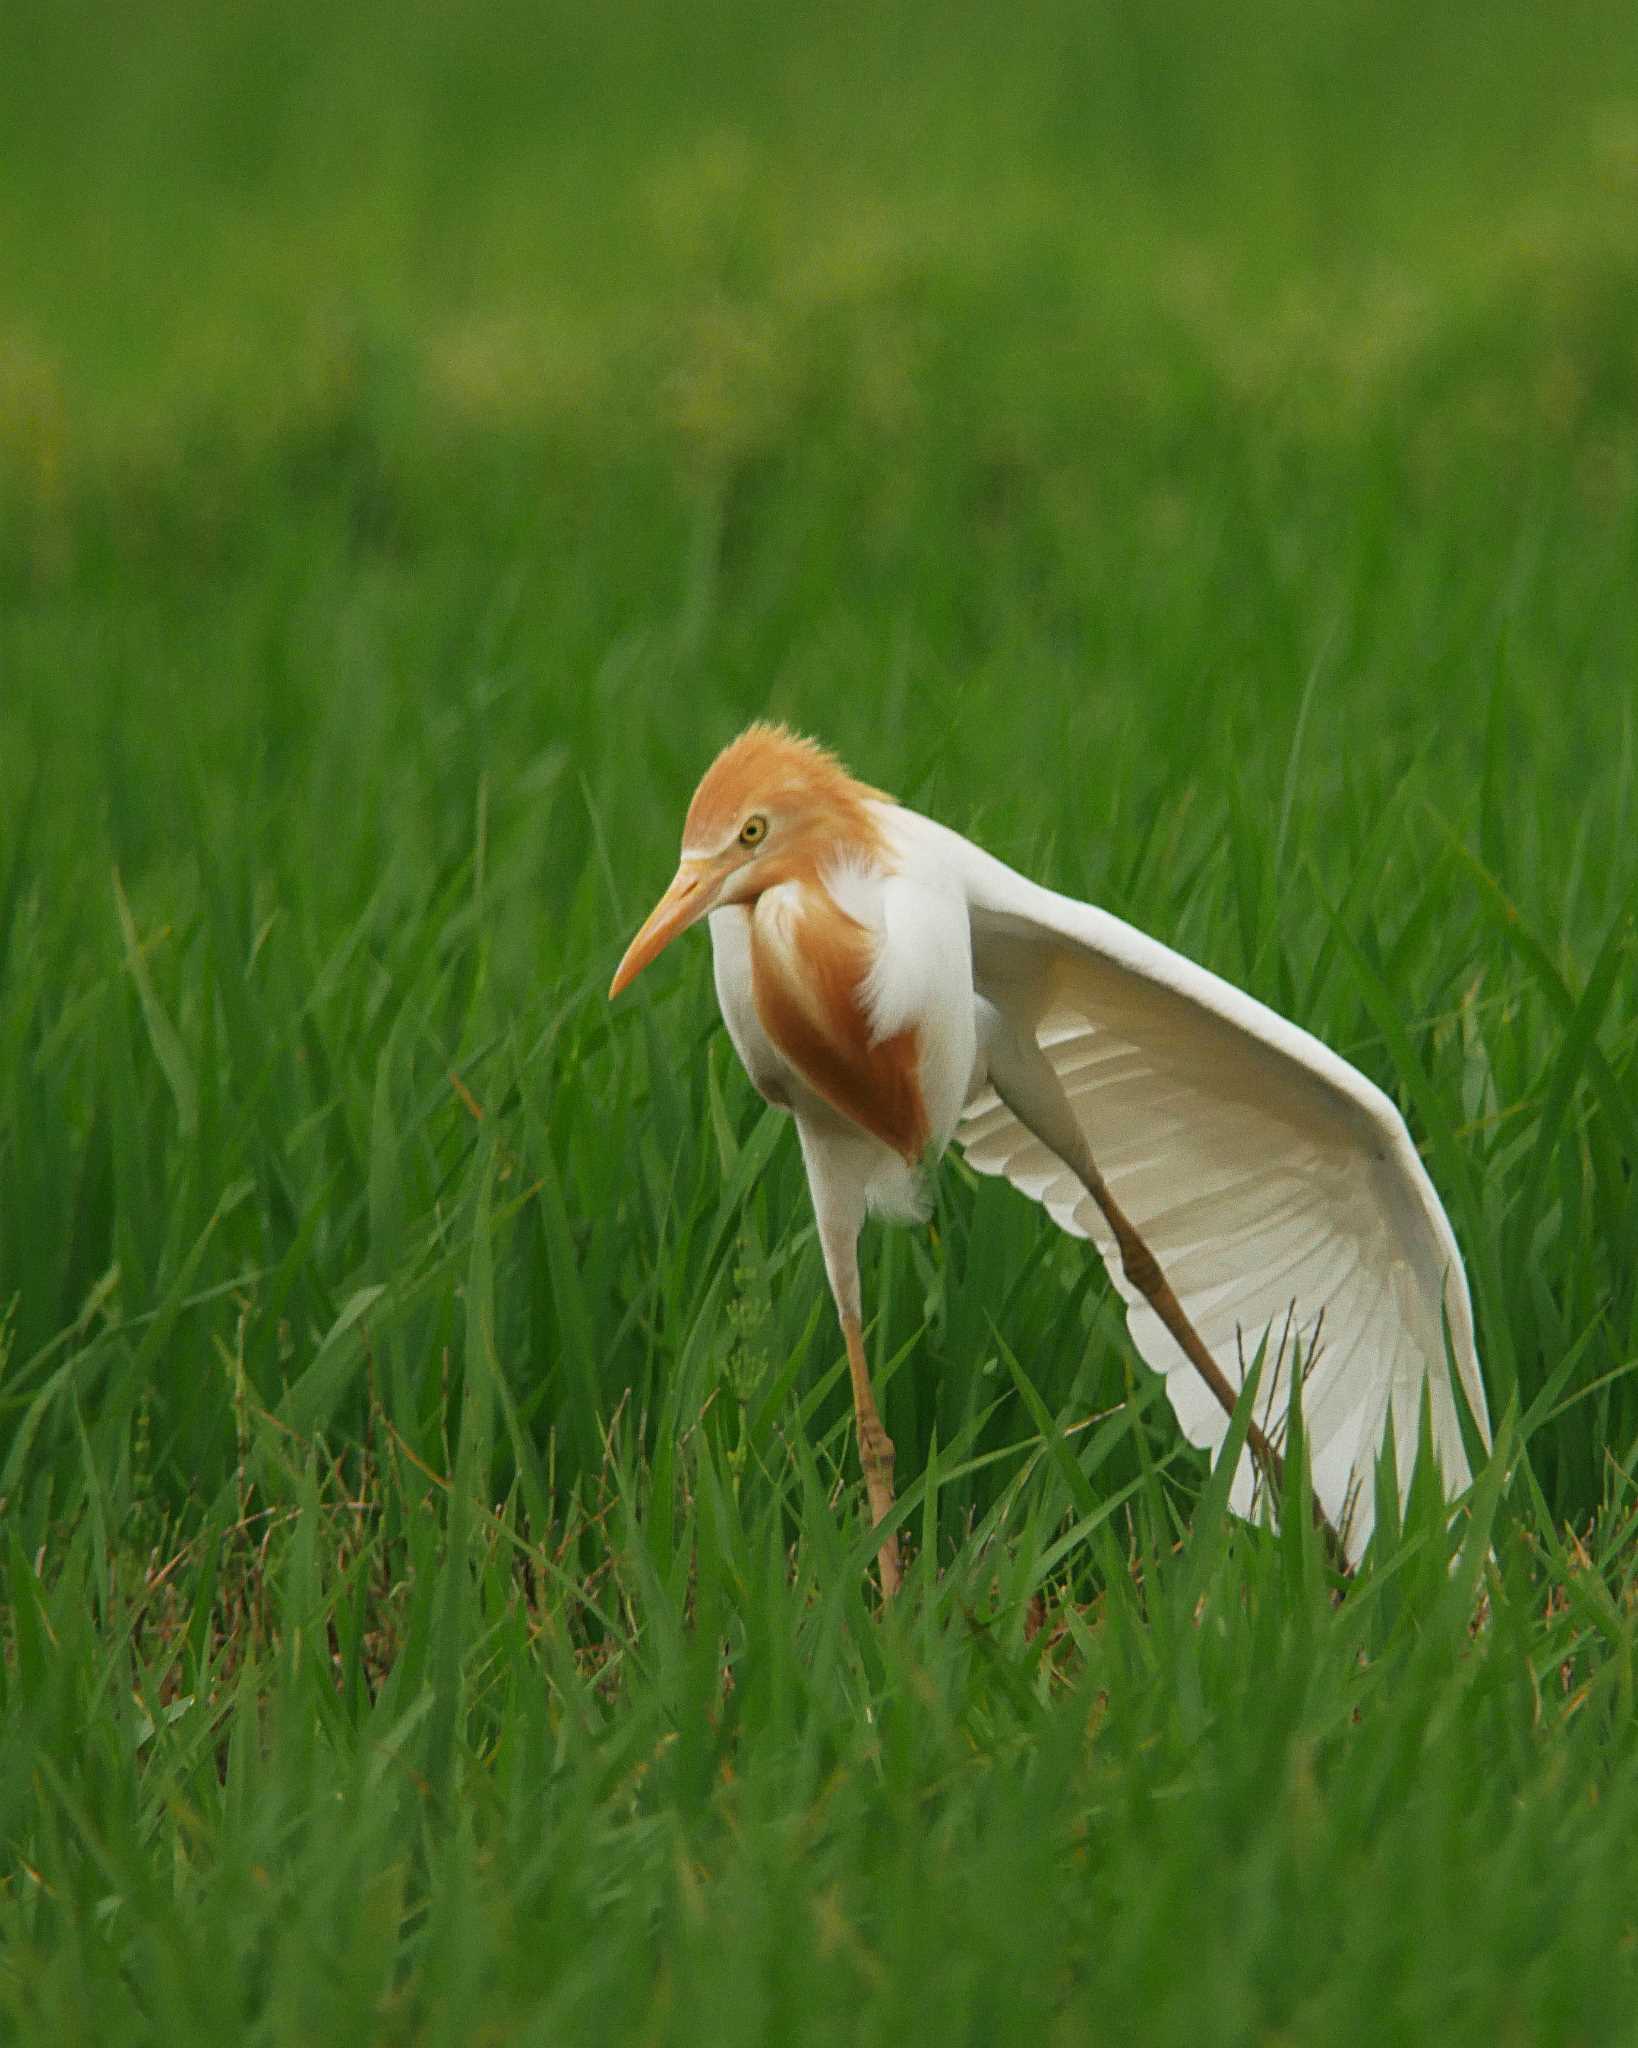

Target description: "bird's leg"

left=1074, top=1159, right=1288, bottom=1487
left=1075, top=1159, right=1349, bottom=1570
left=841, top=1311, right=903, bottom=1601
left=985, top=1027, right=1349, bottom=1569
left=800, top=1131, right=903, bottom=1601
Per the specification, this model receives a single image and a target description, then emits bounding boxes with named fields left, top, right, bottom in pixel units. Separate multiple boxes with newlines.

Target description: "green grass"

left=3, top=0, right=1638, bottom=2038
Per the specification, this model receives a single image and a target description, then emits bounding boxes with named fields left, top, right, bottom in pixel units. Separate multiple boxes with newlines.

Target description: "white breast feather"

left=856, top=815, right=980, bottom=1151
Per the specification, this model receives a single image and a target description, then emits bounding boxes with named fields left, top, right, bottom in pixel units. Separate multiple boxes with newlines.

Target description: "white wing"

left=891, top=809, right=1490, bottom=1563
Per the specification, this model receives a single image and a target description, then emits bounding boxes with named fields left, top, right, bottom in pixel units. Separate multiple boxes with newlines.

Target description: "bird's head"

left=609, top=723, right=889, bottom=998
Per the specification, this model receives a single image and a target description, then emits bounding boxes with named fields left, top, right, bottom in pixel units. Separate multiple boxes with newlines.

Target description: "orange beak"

left=609, top=861, right=717, bottom=998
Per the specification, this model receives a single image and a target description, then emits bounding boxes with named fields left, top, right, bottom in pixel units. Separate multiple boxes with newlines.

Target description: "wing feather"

left=899, top=808, right=1489, bottom=1563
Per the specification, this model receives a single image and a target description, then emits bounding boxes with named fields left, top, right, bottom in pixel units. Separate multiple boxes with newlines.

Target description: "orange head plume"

left=609, top=723, right=890, bottom=998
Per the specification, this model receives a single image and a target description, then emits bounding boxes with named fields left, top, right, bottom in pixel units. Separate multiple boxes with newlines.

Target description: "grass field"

left=3, top=1, right=1638, bottom=2039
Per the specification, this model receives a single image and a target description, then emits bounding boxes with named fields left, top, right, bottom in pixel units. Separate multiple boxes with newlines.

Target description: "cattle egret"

left=610, top=724, right=1490, bottom=1594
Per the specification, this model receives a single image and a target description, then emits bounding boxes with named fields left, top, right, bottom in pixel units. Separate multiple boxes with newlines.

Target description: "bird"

left=609, top=722, right=1490, bottom=1595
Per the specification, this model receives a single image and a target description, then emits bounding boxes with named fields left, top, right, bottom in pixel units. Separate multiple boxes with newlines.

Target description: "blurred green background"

left=7, top=0, right=1637, bottom=808
left=7, top=0, right=1637, bottom=649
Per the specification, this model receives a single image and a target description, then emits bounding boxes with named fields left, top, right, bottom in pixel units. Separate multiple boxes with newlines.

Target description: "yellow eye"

left=738, top=814, right=768, bottom=847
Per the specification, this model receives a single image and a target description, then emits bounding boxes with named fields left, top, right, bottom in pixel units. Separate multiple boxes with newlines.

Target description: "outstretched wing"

left=917, top=813, right=1489, bottom=1563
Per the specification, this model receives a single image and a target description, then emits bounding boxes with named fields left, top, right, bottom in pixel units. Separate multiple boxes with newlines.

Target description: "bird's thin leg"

left=1075, top=1160, right=1285, bottom=1481
left=800, top=1128, right=903, bottom=1601
left=1074, top=1157, right=1349, bottom=1570
left=841, top=1311, right=903, bottom=1601
left=984, top=1029, right=1350, bottom=1570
